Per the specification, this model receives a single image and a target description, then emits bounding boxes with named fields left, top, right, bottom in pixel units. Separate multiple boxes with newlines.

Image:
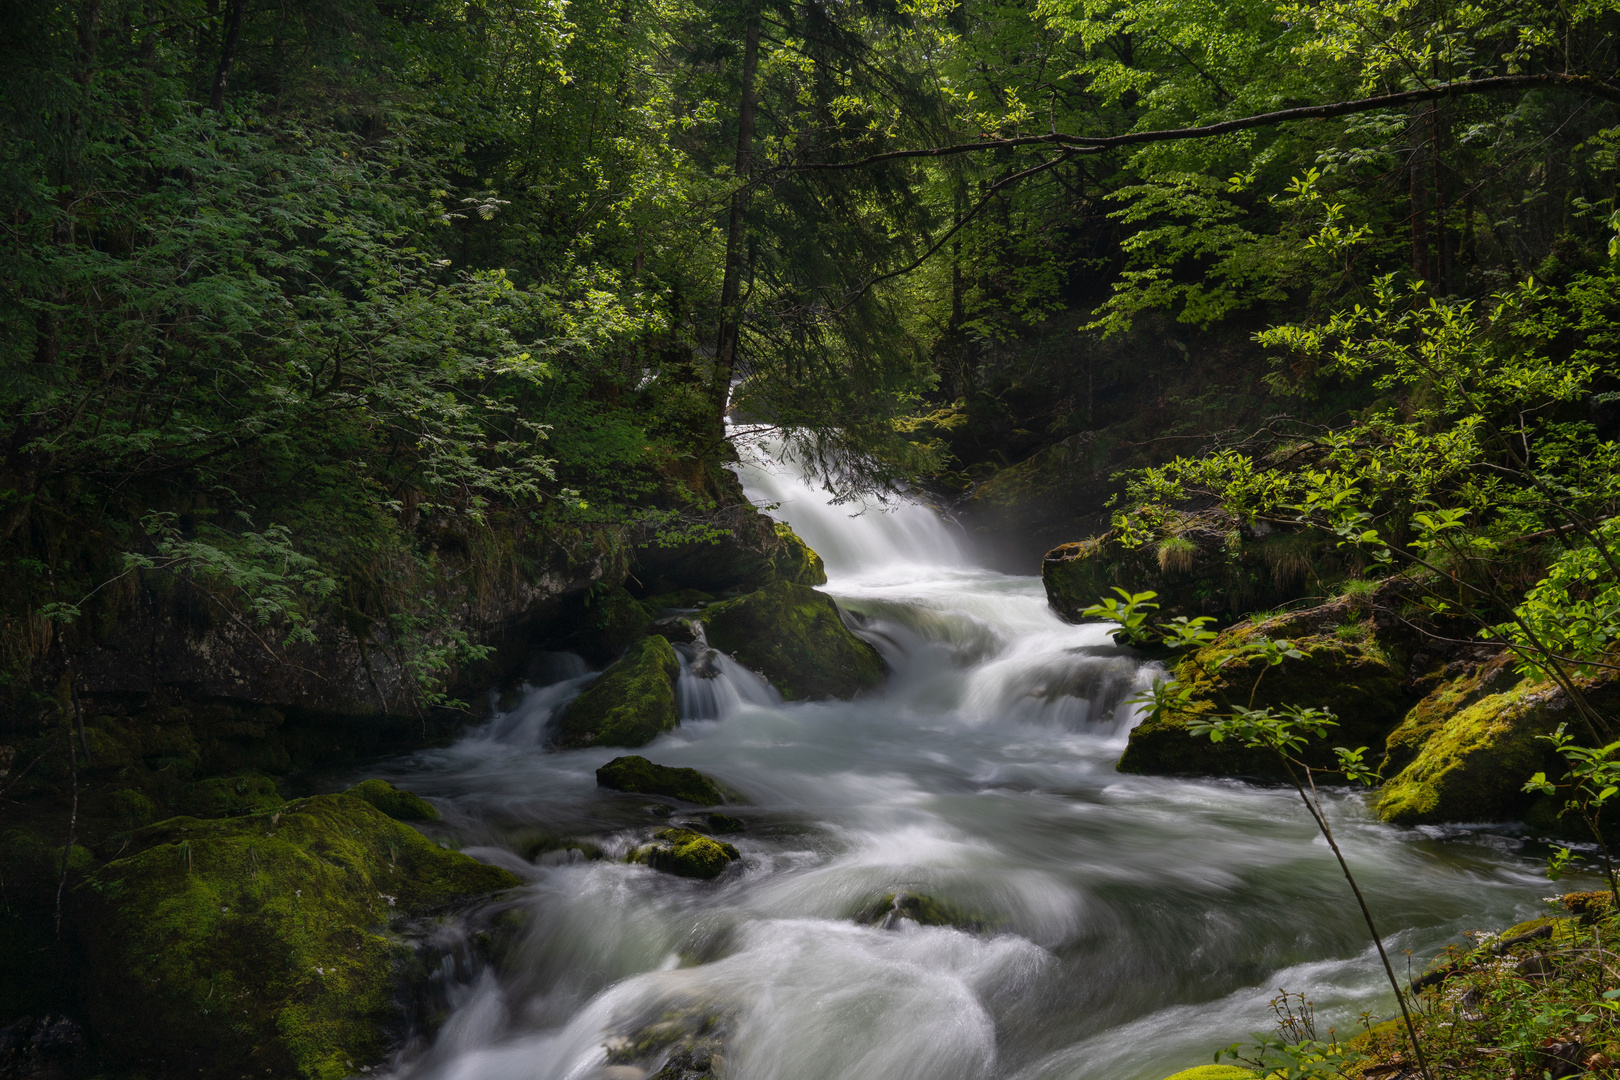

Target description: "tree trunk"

left=209, top=0, right=246, bottom=111
left=710, top=7, right=761, bottom=423
left=1408, top=105, right=1431, bottom=284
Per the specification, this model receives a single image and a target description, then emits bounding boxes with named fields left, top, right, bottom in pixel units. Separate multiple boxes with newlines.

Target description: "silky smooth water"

left=375, top=441, right=1577, bottom=1080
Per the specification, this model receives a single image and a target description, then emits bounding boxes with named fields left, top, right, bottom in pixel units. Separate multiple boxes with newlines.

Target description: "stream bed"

left=370, top=446, right=1570, bottom=1080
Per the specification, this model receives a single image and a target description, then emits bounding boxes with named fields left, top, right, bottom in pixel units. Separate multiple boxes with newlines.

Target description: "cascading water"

left=372, top=445, right=1571, bottom=1080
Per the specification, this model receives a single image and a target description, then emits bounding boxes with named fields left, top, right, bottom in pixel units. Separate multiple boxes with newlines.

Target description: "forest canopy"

left=2, top=0, right=1618, bottom=702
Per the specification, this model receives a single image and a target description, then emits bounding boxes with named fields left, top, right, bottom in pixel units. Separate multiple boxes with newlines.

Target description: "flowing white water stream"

left=374, top=444, right=1578, bottom=1080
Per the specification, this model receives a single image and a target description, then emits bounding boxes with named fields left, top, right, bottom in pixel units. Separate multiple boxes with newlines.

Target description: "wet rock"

left=507, top=827, right=602, bottom=862
left=629, top=828, right=739, bottom=879
left=603, top=1000, right=732, bottom=1080
left=768, top=522, right=826, bottom=587
left=686, top=646, right=722, bottom=680
left=568, top=586, right=655, bottom=665
left=1117, top=600, right=1417, bottom=779
left=854, top=891, right=987, bottom=932
left=596, top=756, right=726, bottom=806
left=699, top=581, right=885, bottom=700
left=556, top=636, right=681, bottom=748
left=642, top=589, right=717, bottom=611
left=698, top=813, right=744, bottom=834
left=344, top=777, right=439, bottom=821
left=649, top=615, right=700, bottom=645
left=1374, top=664, right=1620, bottom=826
left=76, top=794, right=522, bottom=1080
left=178, top=774, right=285, bottom=819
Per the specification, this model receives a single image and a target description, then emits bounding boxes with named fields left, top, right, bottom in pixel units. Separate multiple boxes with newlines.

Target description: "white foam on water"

left=376, top=440, right=1577, bottom=1080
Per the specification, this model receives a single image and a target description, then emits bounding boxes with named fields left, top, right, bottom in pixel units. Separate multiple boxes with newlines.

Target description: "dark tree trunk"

left=209, top=0, right=246, bottom=111
left=710, top=8, right=761, bottom=422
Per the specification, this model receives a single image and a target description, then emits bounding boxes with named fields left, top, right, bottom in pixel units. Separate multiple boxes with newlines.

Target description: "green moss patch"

left=770, top=523, right=827, bottom=586
left=1158, top=1067, right=1260, bottom=1080
left=180, top=775, right=285, bottom=819
left=629, top=828, right=739, bottom=879
left=555, top=635, right=681, bottom=748
left=1373, top=678, right=1565, bottom=825
left=1379, top=653, right=1520, bottom=776
left=700, top=581, right=885, bottom=700
left=1117, top=612, right=1414, bottom=779
left=345, top=777, right=439, bottom=821
left=596, top=756, right=725, bottom=806
left=76, top=793, right=521, bottom=1080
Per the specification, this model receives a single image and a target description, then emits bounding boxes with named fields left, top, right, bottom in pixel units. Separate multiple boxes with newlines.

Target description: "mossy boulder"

left=1374, top=675, right=1599, bottom=826
left=1379, top=652, right=1521, bottom=776
left=1043, top=511, right=1345, bottom=626
left=179, top=774, right=285, bottom=819
left=345, top=777, right=439, bottom=821
left=629, top=828, right=739, bottom=879
left=769, top=522, right=827, bottom=586
left=555, top=635, right=681, bottom=748
left=567, top=585, right=655, bottom=664
left=700, top=581, right=885, bottom=700
left=1158, top=1068, right=1260, bottom=1080
left=1118, top=601, right=1416, bottom=779
left=596, top=756, right=725, bottom=806
left=76, top=794, right=521, bottom=1080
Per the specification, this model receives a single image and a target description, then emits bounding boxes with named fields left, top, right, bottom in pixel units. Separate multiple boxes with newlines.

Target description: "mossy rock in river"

left=597, top=755, right=726, bottom=806
left=1117, top=602, right=1415, bottom=779
left=769, top=521, right=827, bottom=586
left=76, top=793, right=521, bottom=1080
left=555, top=635, right=681, bottom=748
left=1373, top=672, right=1614, bottom=826
left=629, top=828, right=739, bottom=879
left=700, top=581, right=885, bottom=700
left=854, top=891, right=989, bottom=932
left=345, top=777, right=439, bottom=821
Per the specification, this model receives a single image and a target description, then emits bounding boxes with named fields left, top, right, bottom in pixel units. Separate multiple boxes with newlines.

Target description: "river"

left=370, top=443, right=1569, bottom=1080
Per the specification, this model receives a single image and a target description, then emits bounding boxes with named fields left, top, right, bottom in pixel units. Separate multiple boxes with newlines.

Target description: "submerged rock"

left=345, top=777, right=439, bottom=821
left=76, top=794, right=521, bottom=1080
left=597, top=756, right=726, bottom=806
left=1117, top=600, right=1416, bottom=779
left=854, top=891, right=987, bottom=932
left=629, top=828, right=739, bottom=879
left=556, top=636, right=682, bottom=748
left=700, top=581, right=885, bottom=700
left=603, top=999, right=732, bottom=1080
